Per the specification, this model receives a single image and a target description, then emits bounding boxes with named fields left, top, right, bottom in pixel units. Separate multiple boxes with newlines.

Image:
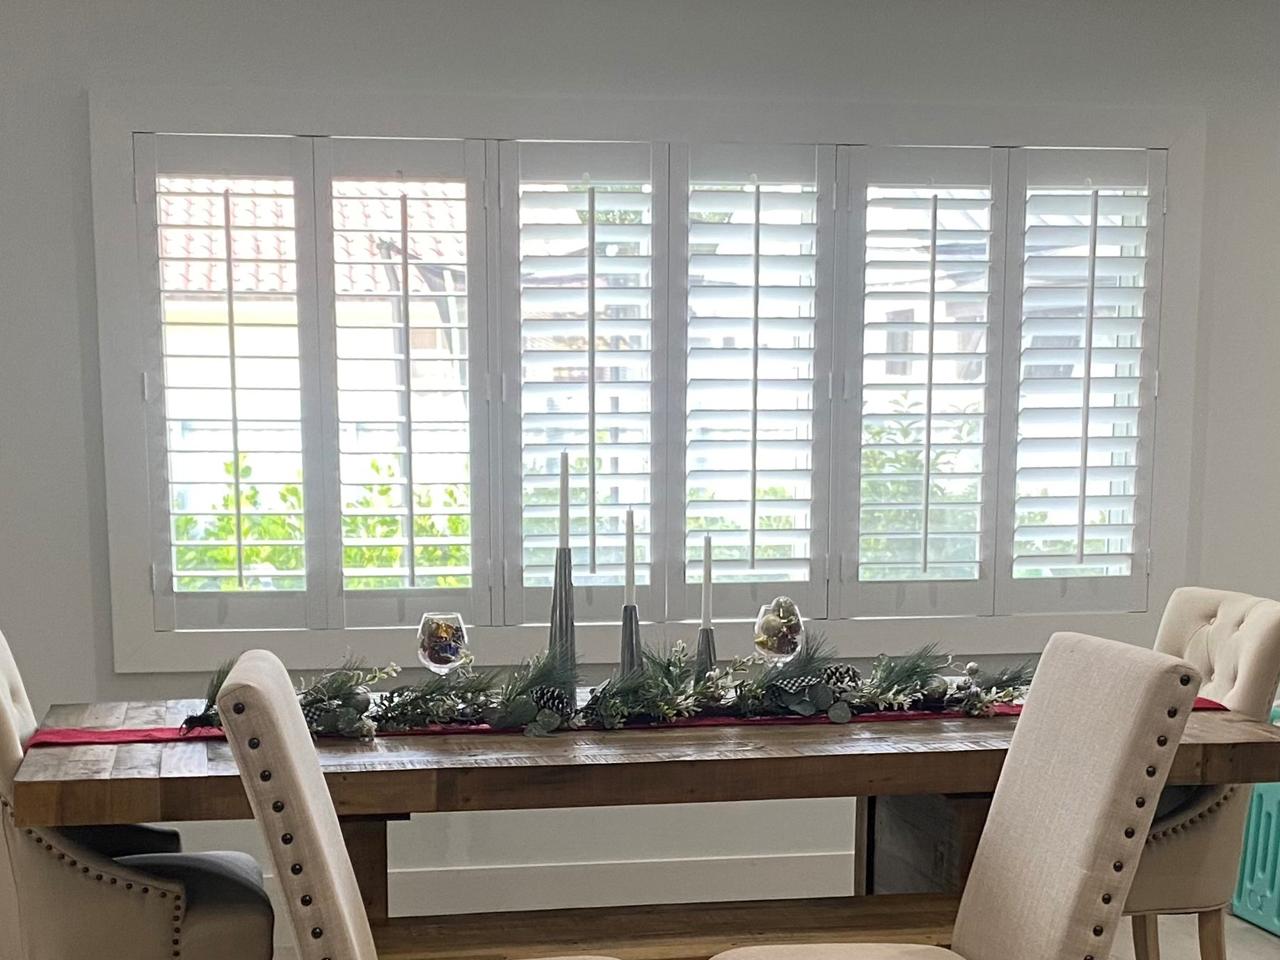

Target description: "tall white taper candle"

left=701, top=534, right=713, bottom=628
left=624, top=508, right=636, bottom=605
left=559, top=450, right=570, bottom=549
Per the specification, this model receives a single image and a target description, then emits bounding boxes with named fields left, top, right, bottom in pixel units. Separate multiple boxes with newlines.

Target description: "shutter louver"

left=507, top=142, right=658, bottom=617
left=1015, top=185, right=1146, bottom=576
left=684, top=163, right=820, bottom=589
left=858, top=185, right=993, bottom=583
left=331, top=178, right=473, bottom=590
left=997, top=148, right=1163, bottom=613
left=157, top=174, right=307, bottom=594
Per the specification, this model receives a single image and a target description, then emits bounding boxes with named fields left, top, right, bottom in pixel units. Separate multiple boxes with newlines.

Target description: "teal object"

left=1232, top=707, right=1280, bottom=936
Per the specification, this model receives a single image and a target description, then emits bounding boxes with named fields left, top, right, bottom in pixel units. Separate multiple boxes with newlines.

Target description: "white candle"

left=624, top=508, right=636, bottom=605
left=559, top=450, right=570, bottom=550
left=700, top=534, right=713, bottom=628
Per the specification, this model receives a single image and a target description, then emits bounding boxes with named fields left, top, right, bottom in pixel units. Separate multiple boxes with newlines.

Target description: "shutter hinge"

left=150, top=564, right=159, bottom=594
left=141, top=371, right=153, bottom=401
left=500, top=372, right=508, bottom=404
left=1152, top=368, right=1159, bottom=398
left=1145, top=548, right=1153, bottom=578
left=1161, top=185, right=1167, bottom=215
left=827, top=371, right=834, bottom=401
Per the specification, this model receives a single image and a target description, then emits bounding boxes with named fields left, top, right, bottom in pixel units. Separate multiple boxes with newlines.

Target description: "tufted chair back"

left=218, top=650, right=378, bottom=960
left=0, top=627, right=36, bottom=798
left=1123, top=586, right=1280, bottom=918
left=952, top=632, right=1199, bottom=960
left=1153, top=586, right=1280, bottom=718
left=0, top=628, right=189, bottom=960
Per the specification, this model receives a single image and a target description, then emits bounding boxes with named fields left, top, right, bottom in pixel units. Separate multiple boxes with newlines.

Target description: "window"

left=837, top=147, right=1005, bottom=617
left=668, top=145, right=834, bottom=620
left=996, top=148, right=1164, bottom=614
left=116, top=134, right=1165, bottom=641
left=313, top=138, right=493, bottom=627
left=499, top=142, right=666, bottom=623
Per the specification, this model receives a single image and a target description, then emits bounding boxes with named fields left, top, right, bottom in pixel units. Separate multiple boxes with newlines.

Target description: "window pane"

left=859, top=186, right=991, bottom=582
left=687, top=179, right=817, bottom=584
left=520, top=174, right=654, bottom=588
left=158, top=176, right=306, bottom=593
left=1014, top=185, right=1147, bottom=579
left=333, top=179, right=473, bottom=591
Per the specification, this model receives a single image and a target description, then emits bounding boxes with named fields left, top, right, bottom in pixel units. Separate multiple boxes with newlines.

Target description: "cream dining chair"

left=1126, top=587, right=1280, bottom=960
left=0, top=626, right=274, bottom=960
left=218, top=649, right=622, bottom=960
left=707, top=632, right=1201, bottom=960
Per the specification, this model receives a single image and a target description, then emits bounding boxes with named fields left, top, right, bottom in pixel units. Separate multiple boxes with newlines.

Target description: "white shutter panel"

left=835, top=147, right=1006, bottom=616
left=500, top=142, right=669, bottom=624
left=139, top=134, right=324, bottom=630
left=314, top=139, right=492, bottom=626
left=667, top=145, right=834, bottom=620
left=996, top=148, right=1164, bottom=614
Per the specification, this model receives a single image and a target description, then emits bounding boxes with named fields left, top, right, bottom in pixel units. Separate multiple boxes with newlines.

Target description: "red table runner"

left=25, top=698, right=1226, bottom=749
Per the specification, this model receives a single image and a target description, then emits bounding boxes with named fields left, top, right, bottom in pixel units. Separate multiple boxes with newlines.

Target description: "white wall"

left=2, top=0, right=1278, bottom=929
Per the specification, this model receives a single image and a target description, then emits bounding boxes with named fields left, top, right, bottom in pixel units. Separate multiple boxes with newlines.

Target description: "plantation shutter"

left=138, top=134, right=325, bottom=630
left=313, top=138, right=493, bottom=627
left=996, top=148, right=1164, bottom=614
left=834, top=147, right=1006, bottom=617
left=499, top=141, right=670, bottom=624
left=666, top=144, right=834, bottom=620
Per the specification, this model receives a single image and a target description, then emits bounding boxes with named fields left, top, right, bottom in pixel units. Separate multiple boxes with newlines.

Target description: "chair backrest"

left=0, top=627, right=181, bottom=960
left=951, top=632, right=1200, bottom=960
left=0, top=627, right=36, bottom=798
left=218, top=650, right=377, bottom=960
left=0, top=627, right=35, bottom=960
left=1155, top=586, right=1280, bottom=719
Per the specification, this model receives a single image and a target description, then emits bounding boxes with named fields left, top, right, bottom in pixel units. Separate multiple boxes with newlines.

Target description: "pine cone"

left=529, top=685, right=572, bottom=718
left=769, top=675, right=823, bottom=696
left=823, top=664, right=861, bottom=688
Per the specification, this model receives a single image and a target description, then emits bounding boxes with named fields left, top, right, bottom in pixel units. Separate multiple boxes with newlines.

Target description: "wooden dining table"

left=12, top=698, right=1280, bottom=960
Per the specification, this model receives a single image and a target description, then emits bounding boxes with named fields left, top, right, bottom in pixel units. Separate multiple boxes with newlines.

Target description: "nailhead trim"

left=272, top=801, right=285, bottom=813
left=232, top=702, right=245, bottom=714
left=3, top=800, right=188, bottom=956
left=1147, top=786, right=1239, bottom=842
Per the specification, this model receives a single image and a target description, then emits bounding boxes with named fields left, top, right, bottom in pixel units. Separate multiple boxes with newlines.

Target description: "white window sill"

left=114, top=609, right=1157, bottom=673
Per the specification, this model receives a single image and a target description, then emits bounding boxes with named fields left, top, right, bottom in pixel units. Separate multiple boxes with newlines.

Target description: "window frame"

left=92, top=88, right=1199, bottom=673
left=832, top=146, right=1010, bottom=618
left=665, top=143, right=837, bottom=622
left=993, top=147, right=1165, bottom=615
left=136, top=133, right=330, bottom=632
left=313, top=136, right=495, bottom=628
left=496, top=139, right=673, bottom=625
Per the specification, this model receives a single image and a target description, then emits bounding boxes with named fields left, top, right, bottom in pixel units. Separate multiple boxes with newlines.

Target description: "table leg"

left=340, top=816, right=390, bottom=924
left=854, top=796, right=876, bottom=896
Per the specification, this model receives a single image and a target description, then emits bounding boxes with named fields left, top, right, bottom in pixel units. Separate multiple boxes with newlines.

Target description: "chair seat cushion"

left=713, top=945, right=960, bottom=960
left=117, top=851, right=273, bottom=960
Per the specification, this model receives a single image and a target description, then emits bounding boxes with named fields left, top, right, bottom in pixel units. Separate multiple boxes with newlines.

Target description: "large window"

left=122, top=135, right=1165, bottom=632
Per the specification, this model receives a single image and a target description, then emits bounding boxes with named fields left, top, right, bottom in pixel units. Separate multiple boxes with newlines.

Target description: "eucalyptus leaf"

left=827, top=701, right=852, bottom=724
left=809, top=684, right=835, bottom=710
left=791, top=699, right=817, bottom=717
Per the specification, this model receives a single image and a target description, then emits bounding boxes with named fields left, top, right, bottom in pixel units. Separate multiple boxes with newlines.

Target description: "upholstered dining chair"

left=218, top=649, right=623, bottom=960
left=1126, top=587, right=1280, bottom=960
left=0, top=627, right=274, bottom=960
left=707, top=632, right=1201, bottom=960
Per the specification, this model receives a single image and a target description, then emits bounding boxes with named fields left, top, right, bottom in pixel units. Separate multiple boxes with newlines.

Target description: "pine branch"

left=865, top=643, right=950, bottom=695
left=180, top=656, right=240, bottom=732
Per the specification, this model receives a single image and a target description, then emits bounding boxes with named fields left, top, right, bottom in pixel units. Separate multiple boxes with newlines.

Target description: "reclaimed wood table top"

left=13, top=698, right=1280, bottom=827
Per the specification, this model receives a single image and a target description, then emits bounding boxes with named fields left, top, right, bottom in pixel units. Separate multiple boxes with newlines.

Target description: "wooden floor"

left=1110, top=914, right=1277, bottom=959
left=371, top=894, right=959, bottom=960
left=269, top=899, right=1280, bottom=960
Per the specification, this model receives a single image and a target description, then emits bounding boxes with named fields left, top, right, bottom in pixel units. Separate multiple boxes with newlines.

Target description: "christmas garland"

left=182, top=639, right=1033, bottom=740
